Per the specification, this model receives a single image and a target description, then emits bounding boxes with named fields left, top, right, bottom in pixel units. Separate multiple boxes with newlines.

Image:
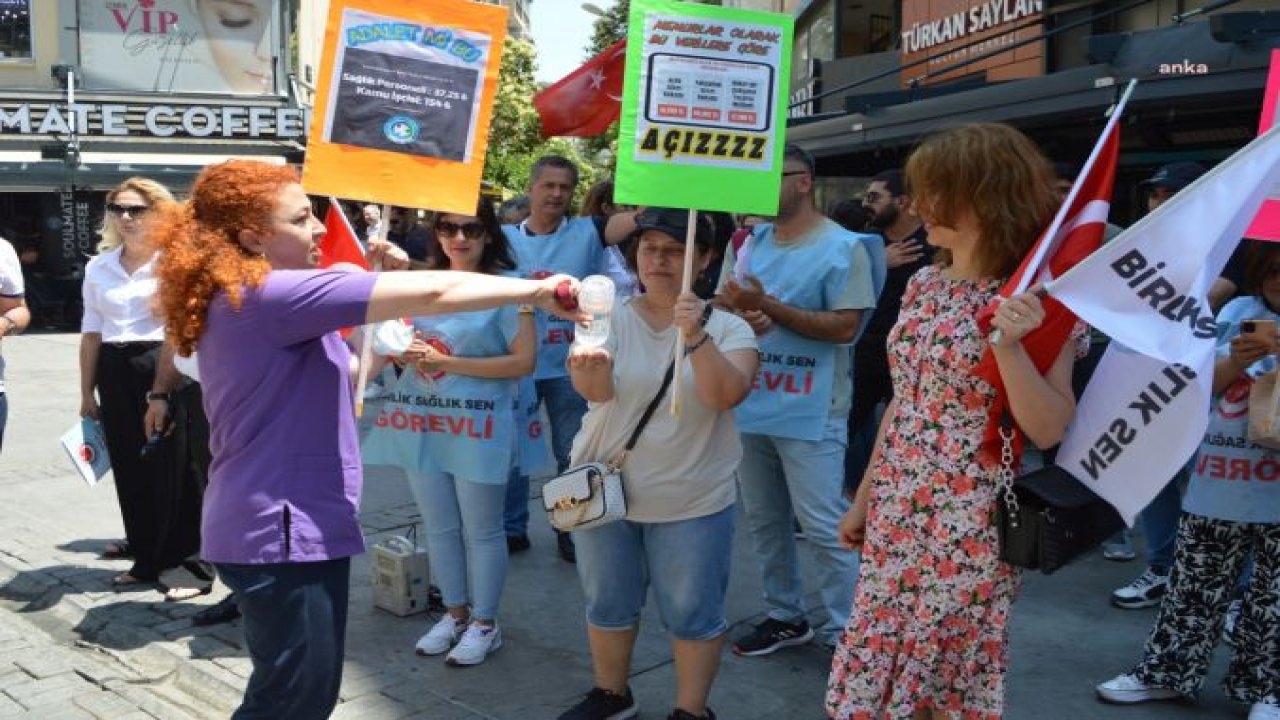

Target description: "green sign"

left=615, top=0, right=793, bottom=215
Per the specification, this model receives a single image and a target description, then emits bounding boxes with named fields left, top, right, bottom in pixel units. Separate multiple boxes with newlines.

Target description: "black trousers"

left=1135, top=513, right=1280, bottom=702
left=216, top=559, right=351, bottom=720
left=96, top=343, right=202, bottom=579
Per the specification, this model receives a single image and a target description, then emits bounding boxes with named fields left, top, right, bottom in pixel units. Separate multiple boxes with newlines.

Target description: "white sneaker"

left=415, top=614, right=466, bottom=656
left=1250, top=702, right=1280, bottom=720
left=1111, top=568, right=1170, bottom=609
left=1096, top=673, right=1182, bottom=704
left=445, top=622, right=502, bottom=666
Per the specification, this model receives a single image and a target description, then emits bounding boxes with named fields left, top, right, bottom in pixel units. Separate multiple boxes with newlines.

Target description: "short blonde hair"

left=97, top=177, right=177, bottom=254
left=905, top=123, right=1058, bottom=280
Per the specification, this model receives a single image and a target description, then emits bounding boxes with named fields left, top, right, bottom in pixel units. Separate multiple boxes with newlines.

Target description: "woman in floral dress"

left=827, top=123, right=1080, bottom=720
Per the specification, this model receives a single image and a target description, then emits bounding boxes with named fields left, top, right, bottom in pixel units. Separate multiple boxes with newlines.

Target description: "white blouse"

left=80, top=247, right=164, bottom=343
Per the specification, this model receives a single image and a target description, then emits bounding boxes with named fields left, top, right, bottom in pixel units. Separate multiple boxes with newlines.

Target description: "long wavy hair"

left=97, top=178, right=176, bottom=254
left=153, top=161, right=299, bottom=356
left=905, top=123, right=1058, bottom=279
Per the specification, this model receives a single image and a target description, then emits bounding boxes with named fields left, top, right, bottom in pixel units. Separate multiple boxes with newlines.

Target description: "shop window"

left=0, top=0, right=31, bottom=61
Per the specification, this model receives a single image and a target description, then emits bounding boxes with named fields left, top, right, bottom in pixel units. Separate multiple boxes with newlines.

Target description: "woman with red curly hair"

left=152, top=160, right=582, bottom=720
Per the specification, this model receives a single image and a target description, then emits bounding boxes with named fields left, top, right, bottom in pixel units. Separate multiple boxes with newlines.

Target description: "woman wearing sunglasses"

left=363, top=198, right=535, bottom=666
left=80, top=178, right=206, bottom=593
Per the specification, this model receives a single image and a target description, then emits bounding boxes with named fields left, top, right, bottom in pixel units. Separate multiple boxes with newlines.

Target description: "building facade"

left=786, top=0, right=1280, bottom=222
left=0, top=0, right=306, bottom=327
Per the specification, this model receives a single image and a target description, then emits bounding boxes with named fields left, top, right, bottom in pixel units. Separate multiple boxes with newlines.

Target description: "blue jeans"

left=407, top=472, right=507, bottom=621
left=0, top=392, right=7, bottom=453
left=503, top=465, right=530, bottom=538
left=737, top=422, right=860, bottom=644
left=1141, top=466, right=1188, bottom=571
left=503, top=376, right=587, bottom=537
left=536, top=376, right=587, bottom=473
left=215, top=558, right=350, bottom=720
left=574, top=506, right=735, bottom=641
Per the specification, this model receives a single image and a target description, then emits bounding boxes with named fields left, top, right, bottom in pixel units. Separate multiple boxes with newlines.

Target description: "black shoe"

left=558, top=687, right=637, bottom=720
left=556, top=531, right=576, bottom=564
left=731, top=618, right=814, bottom=656
left=507, top=535, right=531, bottom=553
left=668, top=708, right=716, bottom=720
left=192, top=595, right=241, bottom=626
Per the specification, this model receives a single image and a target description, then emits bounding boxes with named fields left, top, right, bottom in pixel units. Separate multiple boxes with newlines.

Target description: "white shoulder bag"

left=542, top=359, right=675, bottom=532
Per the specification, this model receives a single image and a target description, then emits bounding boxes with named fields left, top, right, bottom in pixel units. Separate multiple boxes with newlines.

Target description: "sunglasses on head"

left=434, top=221, right=486, bottom=240
left=106, top=203, right=150, bottom=218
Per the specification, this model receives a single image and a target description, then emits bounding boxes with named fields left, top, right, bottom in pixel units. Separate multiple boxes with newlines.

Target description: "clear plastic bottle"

left=574, top=275, right=616, bottom=348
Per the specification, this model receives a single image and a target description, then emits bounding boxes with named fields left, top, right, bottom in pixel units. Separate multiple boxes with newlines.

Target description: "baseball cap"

left=633, top=207, right=714, bottom=248
left=1140, top=161, right=1206, bottom=192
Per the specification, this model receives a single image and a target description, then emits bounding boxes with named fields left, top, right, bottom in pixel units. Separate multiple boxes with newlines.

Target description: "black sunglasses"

left=434, top=221, right=486, bottom=240
left=106, top=203, right=150, bottom=218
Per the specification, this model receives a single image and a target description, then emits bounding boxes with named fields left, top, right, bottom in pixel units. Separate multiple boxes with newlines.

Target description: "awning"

left=788, top=65, right=1119, bottom=159
left=0, top=139, right=296, bottom=192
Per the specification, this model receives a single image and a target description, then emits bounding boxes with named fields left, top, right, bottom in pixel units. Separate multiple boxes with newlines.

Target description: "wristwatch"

left=145, top=391, right=171, bottom=403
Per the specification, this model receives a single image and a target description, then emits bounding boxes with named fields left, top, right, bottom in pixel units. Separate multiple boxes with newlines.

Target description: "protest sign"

left=1245, top=49, right=1280, bottom=242
left=302, top=0, right=507, bottom=215
left=614, top=0, right=793, bottom=215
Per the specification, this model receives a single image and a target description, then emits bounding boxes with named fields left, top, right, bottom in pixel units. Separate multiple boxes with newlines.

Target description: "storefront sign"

left=899, top=0, right=1045, bottom=87
left=304, top=0, right=507, bottom=214
left=77, top=0, right=280, bottom=95
left=59, top=191, right=95, bottom=266
left=615, top=0, right=793, bottom=215
left=0, top=102, right=307, bottom=139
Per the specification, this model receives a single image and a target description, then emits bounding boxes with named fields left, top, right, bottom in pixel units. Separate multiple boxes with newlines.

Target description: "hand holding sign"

left=368, top=238, right=410, bottom=270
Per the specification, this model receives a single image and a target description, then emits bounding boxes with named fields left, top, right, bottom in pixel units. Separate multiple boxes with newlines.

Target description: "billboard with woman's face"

left=77, top=0, right=279, bottom=95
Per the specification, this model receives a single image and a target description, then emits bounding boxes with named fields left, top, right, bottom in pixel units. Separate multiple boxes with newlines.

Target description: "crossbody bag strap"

left=604, top=358, right=677, bottom=473
left=623, top=359, right=677, bottom=452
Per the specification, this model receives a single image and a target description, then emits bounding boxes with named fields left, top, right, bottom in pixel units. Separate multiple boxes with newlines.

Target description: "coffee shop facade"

left=0, top=0, right=307, bottom=326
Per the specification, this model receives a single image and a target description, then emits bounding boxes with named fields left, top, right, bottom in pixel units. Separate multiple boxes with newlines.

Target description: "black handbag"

left=994, top=416, right=1124, bottom=574
left=995, top=465, right=1125, bottom=574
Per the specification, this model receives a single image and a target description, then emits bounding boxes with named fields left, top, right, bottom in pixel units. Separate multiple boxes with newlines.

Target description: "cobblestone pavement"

left=0, top=333, right=1243, bottom=719
left=0, top=598, right=212, bottom=719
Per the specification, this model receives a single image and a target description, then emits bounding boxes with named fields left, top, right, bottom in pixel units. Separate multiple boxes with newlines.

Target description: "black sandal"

left=102, top=540, right=132, bottom=559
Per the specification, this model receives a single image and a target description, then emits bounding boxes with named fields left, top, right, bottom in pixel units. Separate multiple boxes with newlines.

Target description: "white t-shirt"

left=569, top=300, right=757, bottom=522
left=0, top=238, right=24, bottom=393
left=80, top=247, right=163, bottom=342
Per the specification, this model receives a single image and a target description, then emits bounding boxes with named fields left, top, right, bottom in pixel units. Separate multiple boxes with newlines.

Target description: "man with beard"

left=718, top=146, right=880, bottom=653
left=844, top=170, right=931, bottom=495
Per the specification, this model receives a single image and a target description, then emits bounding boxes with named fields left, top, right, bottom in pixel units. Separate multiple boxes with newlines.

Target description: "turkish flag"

left=319, top=201, right=370, bottom=271
left=972, top=121, right=1120, bottom=459
left=534, top=39, right=626, bottom=138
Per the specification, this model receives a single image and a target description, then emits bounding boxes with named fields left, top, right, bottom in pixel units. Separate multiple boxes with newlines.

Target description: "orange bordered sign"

left=303, top=0, right=508, bottom=214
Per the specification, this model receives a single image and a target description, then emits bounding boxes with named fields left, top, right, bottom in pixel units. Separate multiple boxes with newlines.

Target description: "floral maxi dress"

left=827, top=266, right=1019, bottom=720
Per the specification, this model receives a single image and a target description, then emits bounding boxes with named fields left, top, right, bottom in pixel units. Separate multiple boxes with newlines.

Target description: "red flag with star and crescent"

left=319, top=201, right=370, bottom=271
left=972, top=120, right=1121, bottom=459
left=534, top=39, right=626, bottom=138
